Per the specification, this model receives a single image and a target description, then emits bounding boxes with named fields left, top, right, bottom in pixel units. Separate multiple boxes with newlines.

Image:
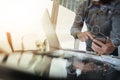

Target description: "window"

left=51, top=0, right=83, bottom=12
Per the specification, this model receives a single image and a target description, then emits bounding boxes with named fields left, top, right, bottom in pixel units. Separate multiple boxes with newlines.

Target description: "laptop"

left=41, top=9, right=61, bottom=51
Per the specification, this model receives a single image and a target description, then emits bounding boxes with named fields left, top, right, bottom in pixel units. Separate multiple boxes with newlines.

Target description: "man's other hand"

left=91, top=37, right=116, bottom=55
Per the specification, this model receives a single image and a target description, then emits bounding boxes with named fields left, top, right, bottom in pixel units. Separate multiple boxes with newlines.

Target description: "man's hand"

left=77, top=31, right=95, bottom=42
left=91, top=37, right=116, bottom=55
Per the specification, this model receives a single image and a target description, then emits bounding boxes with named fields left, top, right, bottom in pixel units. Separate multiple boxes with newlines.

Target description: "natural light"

left=0, top=0, right=52, bottom=52
left=0, top=0, right=51, bottom=33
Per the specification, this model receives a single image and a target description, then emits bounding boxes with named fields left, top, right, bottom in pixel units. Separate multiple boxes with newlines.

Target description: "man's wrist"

left=76, top=32, right=82, bottom=38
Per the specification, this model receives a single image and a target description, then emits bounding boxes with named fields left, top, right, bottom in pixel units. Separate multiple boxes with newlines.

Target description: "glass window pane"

left=51, top=0, right=83, bottom=12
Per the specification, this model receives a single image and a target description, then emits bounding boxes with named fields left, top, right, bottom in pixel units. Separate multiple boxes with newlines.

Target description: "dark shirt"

left=70, top=0, right=120, bottom=53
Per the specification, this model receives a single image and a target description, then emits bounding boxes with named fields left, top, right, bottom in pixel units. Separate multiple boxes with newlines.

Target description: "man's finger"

left=106, top=37, right=111, bottom=43
left=84, top=35, right=89, bottom=41
left=92, top=42, right=104, bottom=54
left=93, top=39, right=105, bottom=47
left=86, top=32, right=95, bottom=40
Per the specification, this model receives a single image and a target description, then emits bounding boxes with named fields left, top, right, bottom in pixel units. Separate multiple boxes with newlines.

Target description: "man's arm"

left=70, top=0, right=95, bottom=42
left=70, top=1, right=85, bottom=38
left=110, top=1, right=120, bottom=47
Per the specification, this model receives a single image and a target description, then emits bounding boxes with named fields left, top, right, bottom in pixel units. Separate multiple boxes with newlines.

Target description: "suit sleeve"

left=70, top=1, right=86, bottom=39
left=110, top=2, right=120, bottom=47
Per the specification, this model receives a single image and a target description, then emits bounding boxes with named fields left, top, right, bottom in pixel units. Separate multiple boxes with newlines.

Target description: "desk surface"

left=0, top=66, right=39, bottom=80
left=0, top=66, right=62, bottom=80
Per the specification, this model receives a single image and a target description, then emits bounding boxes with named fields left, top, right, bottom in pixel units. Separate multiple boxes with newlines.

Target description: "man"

left=70, top=0, right=120, bottom=56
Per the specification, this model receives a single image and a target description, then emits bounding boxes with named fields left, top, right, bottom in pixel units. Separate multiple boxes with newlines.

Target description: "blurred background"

left=0, top=0, right=119, bottom=56
left=0, top=0, right=81, bottom=53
